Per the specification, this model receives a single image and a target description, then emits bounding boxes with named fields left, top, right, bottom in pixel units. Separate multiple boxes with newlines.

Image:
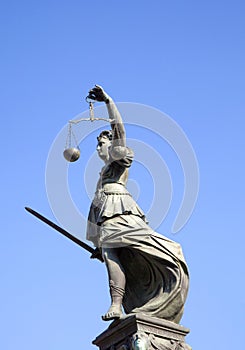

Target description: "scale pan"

left=63, top=147, right=80, bottom=162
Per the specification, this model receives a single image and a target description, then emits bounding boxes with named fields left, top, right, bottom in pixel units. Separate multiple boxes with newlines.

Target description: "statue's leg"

left=102, top=247, right=125, bottom=321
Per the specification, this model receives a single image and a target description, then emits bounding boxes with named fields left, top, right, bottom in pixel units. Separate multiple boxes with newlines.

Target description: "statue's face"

left=131, top=332, right=149, bottom=350
left=96, top=136, right=111, bottom=162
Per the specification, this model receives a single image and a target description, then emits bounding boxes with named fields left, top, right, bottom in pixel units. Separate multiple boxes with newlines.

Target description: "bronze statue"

left=86, top=85, right=189, bottom=323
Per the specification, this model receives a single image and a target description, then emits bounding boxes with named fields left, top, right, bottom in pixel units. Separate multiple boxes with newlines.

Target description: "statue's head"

left=96, top=130, right=112, bottom=162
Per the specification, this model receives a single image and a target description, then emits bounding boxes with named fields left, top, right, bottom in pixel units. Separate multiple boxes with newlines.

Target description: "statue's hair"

left=97, top=130, right=113, bottom=141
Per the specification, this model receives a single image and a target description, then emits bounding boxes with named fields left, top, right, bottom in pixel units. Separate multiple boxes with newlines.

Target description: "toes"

left=102, top=310, right=121, bottom=321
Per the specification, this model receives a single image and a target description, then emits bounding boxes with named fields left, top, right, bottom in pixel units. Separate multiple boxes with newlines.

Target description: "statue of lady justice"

left=86, top=85, right=189, bottom=323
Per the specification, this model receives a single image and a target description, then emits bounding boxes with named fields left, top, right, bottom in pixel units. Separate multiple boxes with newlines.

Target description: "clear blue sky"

left=1, top=1, right=245, bottom=349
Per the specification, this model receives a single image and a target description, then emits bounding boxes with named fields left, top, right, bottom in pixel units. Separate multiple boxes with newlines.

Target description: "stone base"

left=93, top=314, right=191, bottom=350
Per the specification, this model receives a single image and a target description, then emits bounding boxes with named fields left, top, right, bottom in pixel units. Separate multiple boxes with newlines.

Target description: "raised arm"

left=88, top=85, right=127, bottom=158
left=106, top=96, right=126, bottom=148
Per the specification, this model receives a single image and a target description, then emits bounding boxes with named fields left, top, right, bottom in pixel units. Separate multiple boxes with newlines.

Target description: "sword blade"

left=25, top=206, right=95, bottom=254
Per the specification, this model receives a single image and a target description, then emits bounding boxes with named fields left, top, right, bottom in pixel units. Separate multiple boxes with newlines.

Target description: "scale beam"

left=69, top=117, right=112, bottom=124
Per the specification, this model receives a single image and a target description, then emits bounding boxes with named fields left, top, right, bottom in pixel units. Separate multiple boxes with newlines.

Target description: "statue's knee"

left=102, top=248, right=113, bottom=262
left=102, top=248, right=120, bottom=264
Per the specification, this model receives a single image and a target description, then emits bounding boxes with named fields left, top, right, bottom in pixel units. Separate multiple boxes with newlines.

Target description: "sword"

left=25, top=207, right=103, bottom=262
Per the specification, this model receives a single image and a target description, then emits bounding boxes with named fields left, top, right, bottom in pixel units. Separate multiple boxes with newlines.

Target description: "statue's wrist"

left=104, top=95, right=110, bottom=104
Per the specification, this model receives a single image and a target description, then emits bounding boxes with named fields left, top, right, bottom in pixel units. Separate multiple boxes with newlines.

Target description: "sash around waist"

left=96, top=183, right=131, bottom=196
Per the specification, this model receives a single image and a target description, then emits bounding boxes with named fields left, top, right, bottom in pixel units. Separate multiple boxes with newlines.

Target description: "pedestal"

left=92, top=314, right=191, bottom=350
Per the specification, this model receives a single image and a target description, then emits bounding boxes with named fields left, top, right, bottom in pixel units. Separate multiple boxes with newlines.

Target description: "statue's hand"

left=87, top=85, right=110, bottom=103
left=90, top=247, right=104, bottom=262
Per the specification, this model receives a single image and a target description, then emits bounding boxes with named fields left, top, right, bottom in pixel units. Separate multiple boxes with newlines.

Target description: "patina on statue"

left=86, top=85, right=189, bottom=323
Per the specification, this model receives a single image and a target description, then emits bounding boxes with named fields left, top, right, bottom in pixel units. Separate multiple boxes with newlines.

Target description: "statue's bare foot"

left=102, top=304, right=123, bottom=321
